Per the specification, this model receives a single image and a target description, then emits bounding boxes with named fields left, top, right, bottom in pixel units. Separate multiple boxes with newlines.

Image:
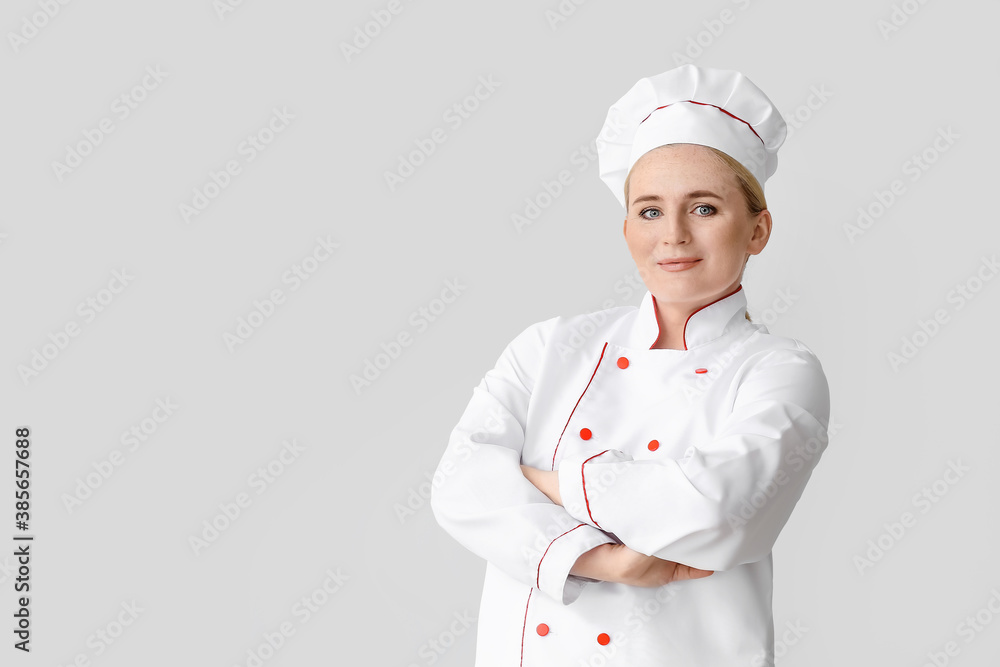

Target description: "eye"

left=639, top=207, right=661, bottom=220
left=694, top=204, right=716, bottom=216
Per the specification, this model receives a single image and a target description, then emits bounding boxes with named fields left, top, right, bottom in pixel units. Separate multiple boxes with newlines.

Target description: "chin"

left=655, top=281, right=717, bottom=302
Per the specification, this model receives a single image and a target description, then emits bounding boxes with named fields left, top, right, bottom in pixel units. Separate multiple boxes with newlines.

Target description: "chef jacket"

left=430, top=284, right=831, bottom=667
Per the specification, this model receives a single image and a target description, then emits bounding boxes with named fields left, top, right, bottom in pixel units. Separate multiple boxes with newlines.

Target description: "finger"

left=675, top=565, right=714, bottom=581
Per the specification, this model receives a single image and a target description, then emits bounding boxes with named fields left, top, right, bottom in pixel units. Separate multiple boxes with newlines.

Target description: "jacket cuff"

left=535, top=523, right=617, bottom=605
left=558, top=449, right=631, bottom=530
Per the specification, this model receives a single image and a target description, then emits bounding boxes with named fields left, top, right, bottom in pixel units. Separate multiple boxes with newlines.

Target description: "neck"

left=651, top=280, right=743, bottom=350
left=652, top=301, right=693, bottom=350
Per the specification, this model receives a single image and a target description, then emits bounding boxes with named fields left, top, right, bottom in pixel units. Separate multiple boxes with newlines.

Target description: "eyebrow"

left=630, top=191, right=724, bottom=207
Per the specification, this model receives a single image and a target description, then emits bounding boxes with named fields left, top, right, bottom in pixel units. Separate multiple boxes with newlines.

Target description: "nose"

left=658, top=208, right=690, bottom=245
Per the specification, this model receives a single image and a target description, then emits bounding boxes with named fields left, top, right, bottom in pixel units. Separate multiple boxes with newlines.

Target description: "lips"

left=657, top=258, right=701, bottom=272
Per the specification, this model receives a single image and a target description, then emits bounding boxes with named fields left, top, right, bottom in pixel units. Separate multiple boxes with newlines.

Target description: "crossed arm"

left=432, top=320, right=830, bottom=604
left=519, top=465, right=715, bottom=587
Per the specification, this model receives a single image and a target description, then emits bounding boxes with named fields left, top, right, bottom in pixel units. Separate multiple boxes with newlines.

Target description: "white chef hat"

left=596, top=64, right=787, bottom=208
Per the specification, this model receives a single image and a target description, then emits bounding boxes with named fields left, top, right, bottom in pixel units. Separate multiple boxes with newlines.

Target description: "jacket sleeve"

left=430, top=318, right=618, bottom=605
left=556, top=344, right=832, bottom=571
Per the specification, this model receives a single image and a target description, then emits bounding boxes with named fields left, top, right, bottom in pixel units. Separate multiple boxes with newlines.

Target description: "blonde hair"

left=623, top=144, right=767, bottom=323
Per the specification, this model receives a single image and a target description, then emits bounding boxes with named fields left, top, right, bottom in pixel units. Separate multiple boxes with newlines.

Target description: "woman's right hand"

left=570, top=543, right=714, bottom=588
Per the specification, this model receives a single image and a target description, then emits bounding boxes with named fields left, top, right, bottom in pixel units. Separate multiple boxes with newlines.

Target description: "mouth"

left=657, top=258, right=701, bottom=272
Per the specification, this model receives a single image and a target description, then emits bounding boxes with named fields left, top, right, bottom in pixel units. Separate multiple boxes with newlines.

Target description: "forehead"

left=629, top=144, right=740, bottom=194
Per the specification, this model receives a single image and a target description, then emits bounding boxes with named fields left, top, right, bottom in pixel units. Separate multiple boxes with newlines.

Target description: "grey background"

left=2, top=0, right=998, bottom=664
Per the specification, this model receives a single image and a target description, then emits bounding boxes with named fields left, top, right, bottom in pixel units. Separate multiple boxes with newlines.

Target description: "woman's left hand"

left=520, top=465, right=562, bottom=506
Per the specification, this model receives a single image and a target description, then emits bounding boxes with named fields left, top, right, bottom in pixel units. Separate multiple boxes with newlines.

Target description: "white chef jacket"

left=431, top=284, right=831, bottom=667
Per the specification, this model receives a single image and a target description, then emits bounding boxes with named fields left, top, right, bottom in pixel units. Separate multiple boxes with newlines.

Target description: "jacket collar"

left=625, top=285, right=749, bottom=350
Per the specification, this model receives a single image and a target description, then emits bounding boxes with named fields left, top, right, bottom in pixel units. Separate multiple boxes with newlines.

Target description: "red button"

left=580, top=428, right=592, bottom=440
left=647, top=439, right=659, bottom=452
left=597, top=633, right=611, bottom=645
left=695, top=368, right=708, bottom=374
left=536, top=623, right=549, bottom=636
left=617, top=356, right=629, bottom=369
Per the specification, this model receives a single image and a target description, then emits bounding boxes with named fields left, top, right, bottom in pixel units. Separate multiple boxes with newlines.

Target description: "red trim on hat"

left=640, top=100, right=764, bottom=146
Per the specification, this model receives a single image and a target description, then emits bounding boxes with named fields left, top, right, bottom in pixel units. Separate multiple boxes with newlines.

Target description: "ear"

left=747, top=209, right=772, bottom=256
left=622, top=217, right=627, bottom=238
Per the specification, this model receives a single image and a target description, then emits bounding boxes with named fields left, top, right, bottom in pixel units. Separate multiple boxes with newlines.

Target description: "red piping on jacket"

left=550, top=342, right=608, bottom=470
left=581, top=449, right=611, bottom=529
left=536, top=523, right=588, bottom=589
left=521, top=523, right=588, bottom=664
left=519, top=588, right=532, bottom=666
left=650, top=284, right=743, bottom=350
left=639, top=100, right=765, bottom=145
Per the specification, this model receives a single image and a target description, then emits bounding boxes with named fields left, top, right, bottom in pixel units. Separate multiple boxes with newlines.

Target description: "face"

left=623, top=144, right=771, bottom=310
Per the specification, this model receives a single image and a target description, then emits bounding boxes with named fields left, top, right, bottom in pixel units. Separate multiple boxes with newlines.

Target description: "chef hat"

left=596, top=64, right=787, bottom=208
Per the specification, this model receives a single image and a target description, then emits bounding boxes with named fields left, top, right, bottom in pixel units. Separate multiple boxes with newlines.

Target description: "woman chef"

left=430, top=64, right=832, bottom=667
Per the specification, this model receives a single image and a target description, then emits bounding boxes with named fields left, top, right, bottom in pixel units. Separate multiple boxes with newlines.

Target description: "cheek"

left=709, top=220, right=750, bottom=254
left=624, top=229, right=652, bottom=260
